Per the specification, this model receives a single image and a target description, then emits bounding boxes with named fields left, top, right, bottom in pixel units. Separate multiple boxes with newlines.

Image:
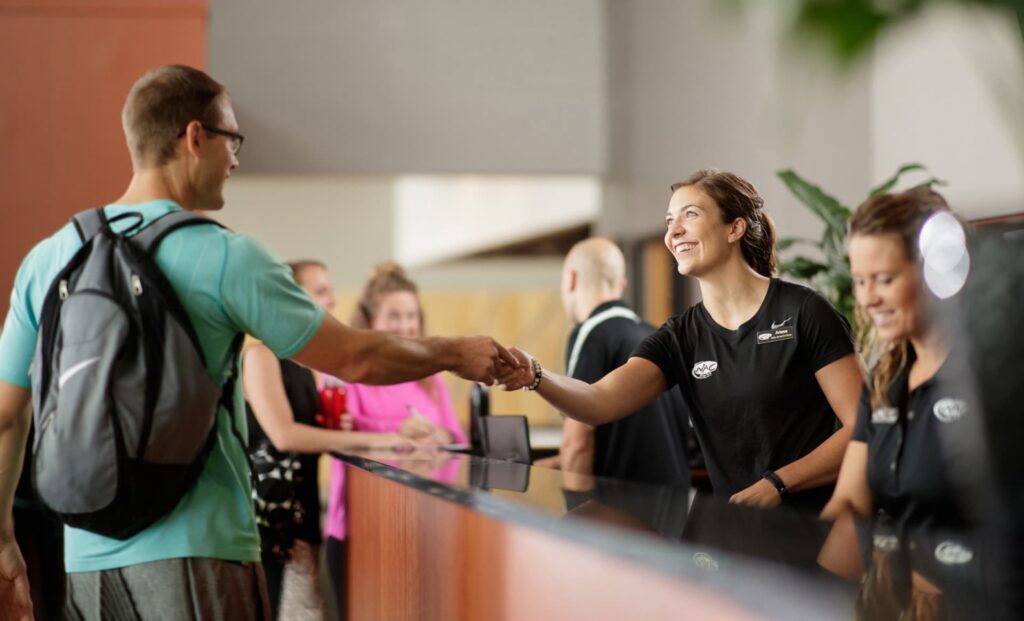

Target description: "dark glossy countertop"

left=337, top=449, right=859, bottom=620
left=336, top=449, right=1020, bottom=620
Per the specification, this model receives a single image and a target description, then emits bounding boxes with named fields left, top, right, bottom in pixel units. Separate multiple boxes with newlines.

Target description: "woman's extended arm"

left=820, top=441, right=875, bottom=520
left=243, top=345, right=411, bottom=453
left=730, top=353, right=863, bottom=507
left=499, top=351, right=669, bottom=427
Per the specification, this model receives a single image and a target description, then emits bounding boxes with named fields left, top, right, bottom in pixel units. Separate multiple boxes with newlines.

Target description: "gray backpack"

left=31, top=208, right=243, bottom=539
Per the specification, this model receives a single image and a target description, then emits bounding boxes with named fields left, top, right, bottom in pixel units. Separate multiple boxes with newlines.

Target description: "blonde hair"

left=849, top=187, right=954, bottom=409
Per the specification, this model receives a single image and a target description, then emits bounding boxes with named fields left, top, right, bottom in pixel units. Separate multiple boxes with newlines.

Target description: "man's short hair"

left=122, top=65, right=226, bottom=168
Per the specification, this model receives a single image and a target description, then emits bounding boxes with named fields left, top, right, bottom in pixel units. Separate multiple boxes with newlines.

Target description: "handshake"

left=448, top=336, right=539, bottom=391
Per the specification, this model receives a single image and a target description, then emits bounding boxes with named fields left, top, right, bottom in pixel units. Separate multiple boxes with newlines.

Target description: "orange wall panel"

left=0, top=0, right=208, bottom=317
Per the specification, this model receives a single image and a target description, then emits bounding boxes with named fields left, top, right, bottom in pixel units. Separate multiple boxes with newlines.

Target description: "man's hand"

left=0, top=536, right=33, bottom=621
left=449, top=336, right=519, bottom=384
left=495, top=347, right=535, bottom=390
left=729, top=478, right=783, bottom=508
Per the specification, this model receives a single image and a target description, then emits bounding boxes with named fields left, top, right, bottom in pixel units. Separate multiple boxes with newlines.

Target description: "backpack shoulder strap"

left=221, top=333, right=258, bottom=488
left=71, top=208, right=108, bottom=243
left=132, top=211, right=228, bottom=255
left=566, top=306, right=640, bottom=377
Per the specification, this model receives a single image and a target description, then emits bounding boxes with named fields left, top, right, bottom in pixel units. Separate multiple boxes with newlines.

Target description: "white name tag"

left=871, top=407, right=898, bottom=424
left=756, top=326, right=794, bottom=345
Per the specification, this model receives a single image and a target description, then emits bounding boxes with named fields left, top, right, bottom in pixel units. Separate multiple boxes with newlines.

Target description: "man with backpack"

left=0, top=64, right=517, bottom=619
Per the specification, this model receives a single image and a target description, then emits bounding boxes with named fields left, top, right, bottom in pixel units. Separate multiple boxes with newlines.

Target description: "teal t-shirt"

left=0, top=200, right=325, bottom=572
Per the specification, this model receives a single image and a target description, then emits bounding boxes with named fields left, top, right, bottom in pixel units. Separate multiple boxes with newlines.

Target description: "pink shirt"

left=324, top=375, right=466, bottom=541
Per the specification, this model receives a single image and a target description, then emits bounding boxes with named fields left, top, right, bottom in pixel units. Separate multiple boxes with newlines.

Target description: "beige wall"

left=871, top=5, right=1024, bottom=218
left=218, top=175, right=394, bottom=290
left=208, top=0, right=607, bottom=175
left=600, top=0, right=873, bottom=246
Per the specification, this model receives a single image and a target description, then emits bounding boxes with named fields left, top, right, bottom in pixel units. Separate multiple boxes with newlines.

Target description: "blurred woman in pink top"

left=324, top=262, right=466, bottom=618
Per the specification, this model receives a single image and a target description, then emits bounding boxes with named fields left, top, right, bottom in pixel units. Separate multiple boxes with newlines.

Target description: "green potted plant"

left=775, top=163, right=944, bottom=323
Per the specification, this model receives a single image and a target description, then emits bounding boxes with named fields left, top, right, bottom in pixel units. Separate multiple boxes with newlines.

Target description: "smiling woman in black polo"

left=498, top=169, right=864, bottom=512
left=821, top=187, right=976, bottom=532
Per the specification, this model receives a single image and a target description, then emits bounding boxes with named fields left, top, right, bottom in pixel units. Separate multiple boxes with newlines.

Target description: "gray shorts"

left=64, top=557, right=271, bottom=621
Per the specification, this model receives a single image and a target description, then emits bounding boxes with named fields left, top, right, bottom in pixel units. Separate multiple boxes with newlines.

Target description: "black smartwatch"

left=761, top=469, right=787, bottom=496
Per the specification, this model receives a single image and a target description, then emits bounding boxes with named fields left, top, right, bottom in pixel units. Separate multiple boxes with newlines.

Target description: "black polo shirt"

left=852, top=345, right=975, bottom=532
left=632, top=279, right=853, bottom=511
left=566, top=300, right=690, bottom=486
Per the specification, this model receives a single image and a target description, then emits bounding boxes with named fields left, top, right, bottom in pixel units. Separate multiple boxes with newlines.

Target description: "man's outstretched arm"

left=0, top=381, right=33, bottom=620
left=292, top=313, right=518, bottom=386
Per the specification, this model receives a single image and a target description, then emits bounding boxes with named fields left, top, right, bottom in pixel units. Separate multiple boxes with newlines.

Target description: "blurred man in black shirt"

left=535, top=238, right=689, bottom=486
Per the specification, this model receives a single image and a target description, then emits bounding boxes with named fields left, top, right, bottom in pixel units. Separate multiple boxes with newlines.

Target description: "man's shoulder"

left=17, top=221, right=83, bottom=282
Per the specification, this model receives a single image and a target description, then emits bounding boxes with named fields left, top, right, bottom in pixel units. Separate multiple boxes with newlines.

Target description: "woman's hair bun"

left=369, top=260, right=406, bottom=281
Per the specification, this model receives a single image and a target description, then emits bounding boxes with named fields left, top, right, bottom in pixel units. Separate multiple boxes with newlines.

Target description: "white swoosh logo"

left=771, top=317, right=791, bottom=330
left=58, top=357, right=102, bottom=389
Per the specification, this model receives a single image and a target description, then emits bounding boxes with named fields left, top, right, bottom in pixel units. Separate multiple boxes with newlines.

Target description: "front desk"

left=336, top=450, right=866, bottom=620
left=338, top=449, right=1018, bottom=620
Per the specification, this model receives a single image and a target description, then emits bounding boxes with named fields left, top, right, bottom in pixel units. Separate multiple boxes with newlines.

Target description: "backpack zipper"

left=131, top=274, right=143, bottom=296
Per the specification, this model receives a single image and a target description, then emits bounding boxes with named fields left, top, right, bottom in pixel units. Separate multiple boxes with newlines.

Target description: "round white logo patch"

left=691, top=361, right=719, bottom=379
left=933, top=398, right=968, bottom=423
left=873, top=534, right=899, bottom=551
left=935, top=541, right=973, bottom=565
left=692, top=552, right=719, bottom=571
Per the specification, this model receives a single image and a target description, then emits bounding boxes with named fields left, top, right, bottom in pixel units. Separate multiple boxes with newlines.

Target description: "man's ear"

left=183, top=120, right=204, bottom=157
left=728, top=218, right=747, bottom=243
left=567, top=269, right=578, bottom=292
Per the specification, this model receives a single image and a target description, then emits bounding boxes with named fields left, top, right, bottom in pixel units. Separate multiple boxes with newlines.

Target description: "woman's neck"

left=908, top=325, right=952, bottom=388
left=697, top=262, right=771, bottom=330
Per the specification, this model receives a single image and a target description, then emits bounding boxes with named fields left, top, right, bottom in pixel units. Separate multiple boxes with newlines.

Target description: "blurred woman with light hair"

left=822, top=187, right=976, bottom=532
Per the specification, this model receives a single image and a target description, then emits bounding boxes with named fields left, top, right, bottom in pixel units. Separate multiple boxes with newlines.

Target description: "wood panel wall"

left=333, top=289, right=572, bottom=429
left=0, top=0, right=208, bottom=317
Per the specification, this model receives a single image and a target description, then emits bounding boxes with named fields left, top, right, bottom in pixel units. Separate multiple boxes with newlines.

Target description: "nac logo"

left=757, top=333, right=773, bottom=342
left=871, top=407, right=898, bottom=425
left=692, top=552, right=719, bottom=571
left=935, top=541, right=973, bottom=565
left=691, top=361, right=719, bottom=379
left=933, top=398, right=968, bottom=423
left=872, top=535, right=899, bottom=551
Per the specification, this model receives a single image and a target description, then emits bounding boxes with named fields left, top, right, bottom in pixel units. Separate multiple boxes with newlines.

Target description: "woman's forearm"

left=534, top=358, right=667, bottom=426
left=776, top=425, right=853, bottom=492
left=265, top=420, right=397, bottom=454
left=536, top=370, right=625, bottom=426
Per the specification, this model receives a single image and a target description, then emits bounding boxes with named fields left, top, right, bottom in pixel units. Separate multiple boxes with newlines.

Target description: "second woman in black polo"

left=822, top=187, right=979, bottom=532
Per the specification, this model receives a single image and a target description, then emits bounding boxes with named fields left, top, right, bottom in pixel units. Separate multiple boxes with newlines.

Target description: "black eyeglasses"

left=179, top=123, right=245, bottom=155
left=201, top=124, right=244, bottom=155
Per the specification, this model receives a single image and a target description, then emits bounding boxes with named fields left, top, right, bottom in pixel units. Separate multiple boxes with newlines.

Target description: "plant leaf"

left=779, top=256, right=829, bottom=280
left=777, top=170, right=851, bottom=234
left=777, top=237, right=819, bottom=252
left=869, top=163, right=927, bottom=196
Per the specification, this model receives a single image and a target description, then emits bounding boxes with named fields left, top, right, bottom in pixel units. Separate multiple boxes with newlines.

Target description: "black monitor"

left=480, top=415, right=532, bottom=465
